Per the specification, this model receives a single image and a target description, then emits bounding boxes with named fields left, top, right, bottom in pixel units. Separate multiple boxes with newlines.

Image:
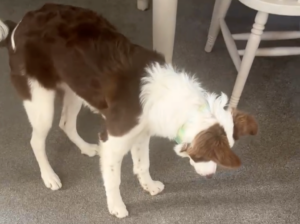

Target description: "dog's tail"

left=0, top=19, right=17, bottom=48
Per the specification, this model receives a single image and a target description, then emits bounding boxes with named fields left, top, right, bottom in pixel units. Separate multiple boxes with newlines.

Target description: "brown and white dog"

left=0, top=4, right=258, bottom=218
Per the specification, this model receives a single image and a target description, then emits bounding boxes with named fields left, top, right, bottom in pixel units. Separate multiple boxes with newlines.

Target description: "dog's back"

left=4, top=3, right=165, bottom=115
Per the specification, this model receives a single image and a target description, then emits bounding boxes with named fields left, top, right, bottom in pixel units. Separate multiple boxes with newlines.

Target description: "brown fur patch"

left=232, top=109, right=258, bottom=140
left=183, top=124, right=241, bottom=169
left=4, top=3, right=165, bottom=136
left=10, top=74, right=31, bottom=100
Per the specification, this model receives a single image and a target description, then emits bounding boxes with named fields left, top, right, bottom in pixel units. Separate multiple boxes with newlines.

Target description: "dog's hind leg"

left=59, top=84, right=99, bottom=157
left=23, top=79, right=62, bottom=190
left=131, top=134, right=165, bottom=196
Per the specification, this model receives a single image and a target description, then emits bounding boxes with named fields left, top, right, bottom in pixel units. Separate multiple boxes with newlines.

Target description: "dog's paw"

left=41, top=171, right=62, bottom=190
left=80, top=144, right=99, bottom=157
left=142, top=180, right=165, bottom=196
left=108, top=202, right=129, bottom=219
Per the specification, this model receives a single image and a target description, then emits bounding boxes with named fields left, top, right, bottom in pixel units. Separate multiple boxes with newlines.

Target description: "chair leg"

left=153, top=0, right=178, bottom=63
left=220, top=19, right=241, bottom=71
left=137, top=0, right=149, bottom=11
left=233, top=31, right=300, bottom=41
left=229, top=11, right=269, bottom=108
left=205, top=0, right=232, bottom=53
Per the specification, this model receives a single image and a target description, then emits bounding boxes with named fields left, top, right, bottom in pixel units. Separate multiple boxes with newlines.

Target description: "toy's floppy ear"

left=232, top=109, right=258, bottom=140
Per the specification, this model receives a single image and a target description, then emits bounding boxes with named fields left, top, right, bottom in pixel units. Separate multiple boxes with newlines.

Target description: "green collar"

left=174, top=127, right=185, bottom=144
left=174, top=104, right=210, bottom=144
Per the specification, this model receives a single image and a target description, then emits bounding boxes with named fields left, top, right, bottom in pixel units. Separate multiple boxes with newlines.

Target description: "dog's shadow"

left=126, top=178, right=297, bottom=218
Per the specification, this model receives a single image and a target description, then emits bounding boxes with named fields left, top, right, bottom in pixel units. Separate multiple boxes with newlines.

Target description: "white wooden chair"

left=205, top=0, right=300, bottom=108
left=138, top=0, right=300, bottom=108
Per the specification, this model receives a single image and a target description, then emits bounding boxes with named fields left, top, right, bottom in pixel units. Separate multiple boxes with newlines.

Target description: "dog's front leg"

left=131, top=135, right=165, bottom=195
left=100, top=137, right=129, bottom=219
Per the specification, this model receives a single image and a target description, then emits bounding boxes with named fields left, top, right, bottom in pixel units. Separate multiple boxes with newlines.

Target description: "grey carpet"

left=0, top=0, right=299, bottom=223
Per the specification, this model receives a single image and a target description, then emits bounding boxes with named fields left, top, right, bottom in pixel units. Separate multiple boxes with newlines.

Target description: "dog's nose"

left=205, top=174, right=214, bottom=179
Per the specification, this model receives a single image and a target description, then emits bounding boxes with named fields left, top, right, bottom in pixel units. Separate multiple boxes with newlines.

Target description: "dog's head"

left=174, top=108, right=258, bottom=178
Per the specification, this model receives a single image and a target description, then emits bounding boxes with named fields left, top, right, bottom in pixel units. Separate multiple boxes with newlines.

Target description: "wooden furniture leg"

left=229, top=11, right=269, bottom=108
left=153, top=0, right=178, bottom=63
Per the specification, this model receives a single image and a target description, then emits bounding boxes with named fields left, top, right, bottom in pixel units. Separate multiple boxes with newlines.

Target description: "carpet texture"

left=0, top=0, right=299, bottom=223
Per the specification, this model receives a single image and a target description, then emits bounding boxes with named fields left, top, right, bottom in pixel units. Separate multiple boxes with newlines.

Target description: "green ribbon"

left=175, top=126, right=185, bottom=144
left=174, top=104, right=209, bottom=144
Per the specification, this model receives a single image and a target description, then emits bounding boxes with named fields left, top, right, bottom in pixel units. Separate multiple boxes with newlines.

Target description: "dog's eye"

left=180, top=143, right=190, bottom=152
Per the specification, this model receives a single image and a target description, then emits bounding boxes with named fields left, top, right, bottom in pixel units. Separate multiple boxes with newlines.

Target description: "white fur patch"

left=23, top=80, right=99, bottom=190
left=190, top=160, right=217, bottom=176
left=141, top=63, right=235, bottom=177
left=140, top=63, right=234, bottom=145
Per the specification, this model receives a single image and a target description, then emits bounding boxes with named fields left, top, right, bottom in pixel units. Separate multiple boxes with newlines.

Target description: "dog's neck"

left=140, top=63, right=232, bottom=144
left=174, top=103, right=210, bottom=144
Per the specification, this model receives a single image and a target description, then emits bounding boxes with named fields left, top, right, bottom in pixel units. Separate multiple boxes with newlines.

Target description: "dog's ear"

left=232, top=109, right=258, bottom=140
left=211, top=142, right=241, bottom=169
left=187, top=124, right=241, bottom=169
